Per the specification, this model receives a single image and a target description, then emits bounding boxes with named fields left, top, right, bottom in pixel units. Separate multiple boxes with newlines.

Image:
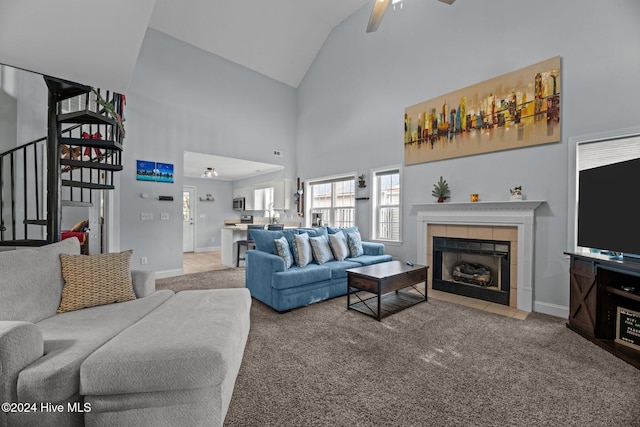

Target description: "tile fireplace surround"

left=414, top=201, right=544, bottom=312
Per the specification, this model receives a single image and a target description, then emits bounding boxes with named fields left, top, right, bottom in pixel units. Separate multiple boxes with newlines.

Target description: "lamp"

left=201, top=167, right=218, bottom=178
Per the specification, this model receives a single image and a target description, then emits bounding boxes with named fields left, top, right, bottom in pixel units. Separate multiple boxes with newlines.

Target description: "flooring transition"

left=183, top=250, right=226, bottom=274
left=182, top=251, right=529, bottom=320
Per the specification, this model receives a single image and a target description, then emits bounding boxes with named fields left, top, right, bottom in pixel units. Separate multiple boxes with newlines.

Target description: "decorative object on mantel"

left=510, top=186, right=523, bottom=200
left=470, top=193, right=479, bottom=202
left=199, top=194, right=215, bottom=202
left=404, top=56, right=561, bottom=165
left=358, top=174, right=366, bottom=188
left=431, top=176, right=451, bottom=203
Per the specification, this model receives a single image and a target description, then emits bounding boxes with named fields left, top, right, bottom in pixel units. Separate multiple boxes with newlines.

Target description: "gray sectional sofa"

left=0, top=238, right=250, bottom=427
left=245, top=226, right=392, bottom=312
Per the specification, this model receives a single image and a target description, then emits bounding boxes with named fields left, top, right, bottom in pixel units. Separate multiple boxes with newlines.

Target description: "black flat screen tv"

left=577, top=157, right=640, bottom=259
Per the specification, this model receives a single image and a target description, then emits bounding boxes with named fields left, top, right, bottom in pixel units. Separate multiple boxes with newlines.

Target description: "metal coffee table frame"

left=346, top=261, right=428, bottom=321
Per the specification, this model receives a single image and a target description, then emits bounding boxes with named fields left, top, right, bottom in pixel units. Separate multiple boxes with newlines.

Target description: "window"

left=309, top=176, right=355, bottom=227
left=372, top=168, right=401, bottom=242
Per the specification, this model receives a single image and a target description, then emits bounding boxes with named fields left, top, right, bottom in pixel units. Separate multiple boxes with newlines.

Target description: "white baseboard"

left=155, top=268, right=184, bottom=279
left=195, top=246, right=220, bottom=252
left=533, top=300, right=569, bottom=319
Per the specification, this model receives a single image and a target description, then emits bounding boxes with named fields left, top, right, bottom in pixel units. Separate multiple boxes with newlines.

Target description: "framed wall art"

left=404, top=56, right=561, bottom=165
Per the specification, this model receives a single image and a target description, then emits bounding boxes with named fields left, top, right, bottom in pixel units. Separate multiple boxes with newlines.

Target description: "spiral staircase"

left=0, top=76, right=124, bottom=249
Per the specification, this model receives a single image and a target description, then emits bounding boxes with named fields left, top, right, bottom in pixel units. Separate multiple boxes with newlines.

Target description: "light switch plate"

left=160, top=213, right=169, bottom=220
left=140, top=213, right=153, bottom=221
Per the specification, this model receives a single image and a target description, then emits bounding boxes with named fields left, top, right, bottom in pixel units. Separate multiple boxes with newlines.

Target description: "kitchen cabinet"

left=233, top=187, right=254, bottom=210
left=233, top=179, right=292, bottom=212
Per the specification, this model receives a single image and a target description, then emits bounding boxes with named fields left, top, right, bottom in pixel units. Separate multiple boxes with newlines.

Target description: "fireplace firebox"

left=432, top=236, right=511, bottom=305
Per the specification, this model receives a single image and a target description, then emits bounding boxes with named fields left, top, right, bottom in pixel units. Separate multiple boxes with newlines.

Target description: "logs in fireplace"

left=452, top=262, right=493, bottom=287
left=432, top=236, right=511, bottom=305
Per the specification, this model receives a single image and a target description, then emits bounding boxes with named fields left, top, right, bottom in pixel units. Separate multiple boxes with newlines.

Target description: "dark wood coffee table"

left=346, top=261, right=428, bottom=321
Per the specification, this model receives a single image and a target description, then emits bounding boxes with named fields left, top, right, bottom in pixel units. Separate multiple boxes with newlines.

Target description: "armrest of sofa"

left=362, top=241, right=385, bottom=256
left=0, top=321, right=44, bottom=403
left=245, top=250, right=284, bottom=306
left=131, top=270, right=156, bottom=298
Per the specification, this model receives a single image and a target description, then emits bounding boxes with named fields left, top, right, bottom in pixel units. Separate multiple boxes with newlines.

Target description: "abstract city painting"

left=404, top=56, right=561, bottom=165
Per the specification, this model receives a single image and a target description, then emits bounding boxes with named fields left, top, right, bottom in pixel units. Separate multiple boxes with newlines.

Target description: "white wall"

left=119, top=29, right=297, bottom=274
left=296, top=0, right=640, bottom=315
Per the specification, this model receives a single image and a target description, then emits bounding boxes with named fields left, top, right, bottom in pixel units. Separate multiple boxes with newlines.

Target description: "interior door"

left=183, top=186, right=196, bottom=252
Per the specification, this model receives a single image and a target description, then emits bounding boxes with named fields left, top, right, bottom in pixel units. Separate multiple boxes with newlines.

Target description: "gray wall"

left=119, top=29, right=297, bottom=273
left=296, top=0, right=640, bottom=315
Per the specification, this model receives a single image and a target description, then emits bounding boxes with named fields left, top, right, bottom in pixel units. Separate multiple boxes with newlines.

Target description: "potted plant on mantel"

left=432, top=176, right=451, bottom=203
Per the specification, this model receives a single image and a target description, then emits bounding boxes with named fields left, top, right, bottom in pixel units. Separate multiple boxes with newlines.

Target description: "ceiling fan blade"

left=438, top=0, right=456, bottom=4
left=366, top=0, right=391, bottom=33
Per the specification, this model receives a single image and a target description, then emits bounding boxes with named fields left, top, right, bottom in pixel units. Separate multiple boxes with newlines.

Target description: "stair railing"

left=0, top=137, right=47, bottom=244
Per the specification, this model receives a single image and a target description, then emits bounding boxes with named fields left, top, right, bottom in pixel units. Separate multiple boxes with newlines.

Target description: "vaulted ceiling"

left=149, top=0, right=372, bottom=88
left=0, top=0, right=372, bottom=91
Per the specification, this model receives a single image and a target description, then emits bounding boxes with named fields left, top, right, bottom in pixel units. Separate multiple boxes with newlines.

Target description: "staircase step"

left=44, top=76, right=90, bottom=101
left=62, top=180, right=115, bottom=190
left=24, top=219, right=47, bottom=226
left=0, top=239, right=48, bottom=247
left=58, top=111, right=116, bottom=126
left=60, top=137, right=122, bottom=151
left=60, top=159, right=123, bottom=172
left=62, top=200, right=94, bottom=207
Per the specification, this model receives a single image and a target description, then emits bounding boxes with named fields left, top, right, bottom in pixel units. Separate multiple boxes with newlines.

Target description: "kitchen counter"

left=220, top=222, right=301, bottom=267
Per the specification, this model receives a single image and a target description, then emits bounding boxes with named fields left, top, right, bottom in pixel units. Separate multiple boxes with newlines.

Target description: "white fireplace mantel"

left=415, top=200, right=545, bottom=312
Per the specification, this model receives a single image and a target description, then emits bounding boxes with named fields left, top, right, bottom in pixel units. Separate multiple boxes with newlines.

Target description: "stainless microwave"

left=233, top=197, right=245, bottom=211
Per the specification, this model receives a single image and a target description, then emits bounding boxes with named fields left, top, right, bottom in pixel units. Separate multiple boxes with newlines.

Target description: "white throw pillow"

left=309, top=235, right=335, bottom=265
left=293, top=232, right=313, bottom=267
left=328, top=231, right=349, bottom=261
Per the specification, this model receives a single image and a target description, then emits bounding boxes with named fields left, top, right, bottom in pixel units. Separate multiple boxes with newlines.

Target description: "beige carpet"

left=156, top=270, right=640, bottom=426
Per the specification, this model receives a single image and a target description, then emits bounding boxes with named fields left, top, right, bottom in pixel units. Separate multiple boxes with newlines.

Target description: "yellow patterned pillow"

left=57, top=250, right=136, bottom=313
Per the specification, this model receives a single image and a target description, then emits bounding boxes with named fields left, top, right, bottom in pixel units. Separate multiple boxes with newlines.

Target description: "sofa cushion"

left=272, top=264, right=331, bottom=290
left=292, top=232, right=313, bottom=267
left=328, top=226, right=358, bottom=236
left=322, top=260, right=363, bottom=279
left=18, top=290, right=174, bottom=403
left=251, top=229, right=298, bottom=254
left=328, top=231, right=349, bottom=261
left=310, top=235, right=334, bottom=265
left=301, top=226, right=328, bottom=239
left=80, top=289, right=251, bottom=395
left=274, top=236, right=293, bottom=269
left=57, top=250, right=137, bottom=313
left=0, top=238, right=80, bottom=324
left=347, top=231, right=364, bottom=257
left=347, top=254, right=393, bottom=266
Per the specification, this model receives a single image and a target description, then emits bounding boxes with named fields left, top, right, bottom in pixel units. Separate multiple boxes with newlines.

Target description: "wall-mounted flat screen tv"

left=577, top=157, right=640, bottom=258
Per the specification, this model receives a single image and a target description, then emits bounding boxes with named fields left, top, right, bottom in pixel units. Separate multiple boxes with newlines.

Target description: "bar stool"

left=236, top=225, right=264, bottom=267
left=267, top=224, right=284, bottom=231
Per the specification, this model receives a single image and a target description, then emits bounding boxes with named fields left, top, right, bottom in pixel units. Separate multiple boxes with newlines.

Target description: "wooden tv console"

left=566, top=252, right=640, bottom=369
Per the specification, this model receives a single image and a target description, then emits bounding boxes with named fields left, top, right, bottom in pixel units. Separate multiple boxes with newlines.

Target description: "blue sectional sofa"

left=245, top=226, right=392, bottom=312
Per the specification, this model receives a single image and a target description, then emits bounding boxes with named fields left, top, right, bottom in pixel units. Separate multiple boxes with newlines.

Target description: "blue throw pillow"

left=309, top=235, right=335, bottom=265
left=347, top=231, right=364, bottom=257
left=274, top=236, right=293, bottom=269
left=292, top=232, right=313, bottom=267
